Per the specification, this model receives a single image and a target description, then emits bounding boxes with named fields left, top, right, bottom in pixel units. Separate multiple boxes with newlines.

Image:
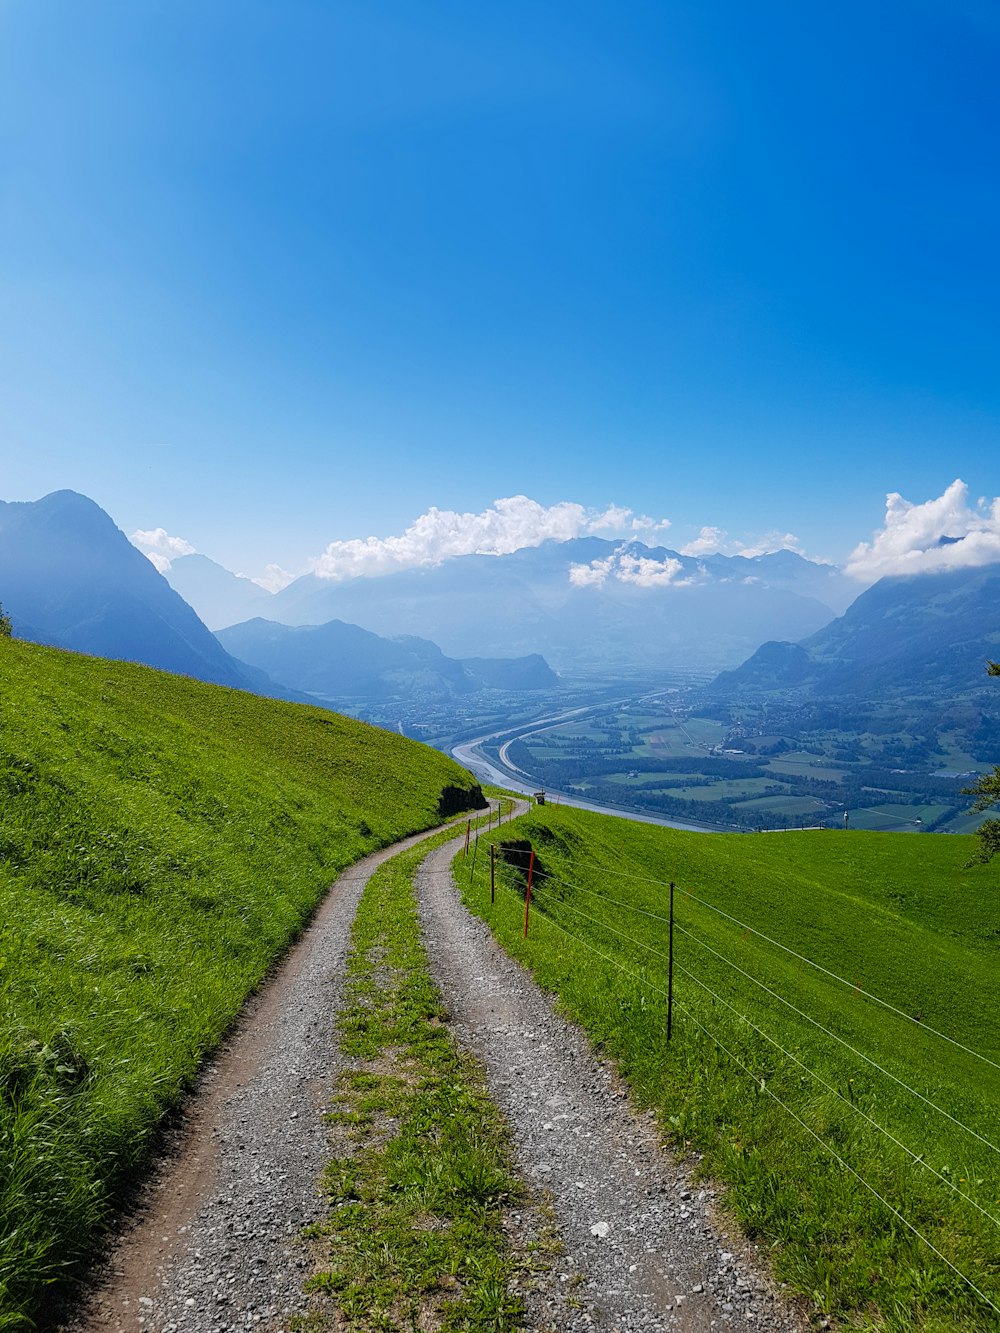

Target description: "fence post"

left=490, top=843, right=496, bottom=905
left=463, top=819, right=471, bottom=859
left=523, top=850, right=535, bottom=938
left=667, top=880, right=675, bottom=1042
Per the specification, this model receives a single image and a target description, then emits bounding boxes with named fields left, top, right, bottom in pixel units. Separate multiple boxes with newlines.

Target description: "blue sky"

left=2, top=0, right=998, bottom=579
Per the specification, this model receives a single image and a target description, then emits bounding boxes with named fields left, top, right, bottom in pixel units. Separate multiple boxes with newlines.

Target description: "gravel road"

left=66, top=805, right=810, bottom=1333
left=416, top=834, right=810, bottom=1333
left=65, top=820, right=469, bottom=1333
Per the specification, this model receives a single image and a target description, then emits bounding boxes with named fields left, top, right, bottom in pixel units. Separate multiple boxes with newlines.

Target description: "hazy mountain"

left=164, top=553, right=273, bottom=630
left=461, top=653, right=557, bottom=691
left=710, top=563, right=1000, bottom=698
left=0, top=490, right=276, bottom=692
left=266, top=539, right=840, bottom=672
left=216, top=617, right=557, bottom=701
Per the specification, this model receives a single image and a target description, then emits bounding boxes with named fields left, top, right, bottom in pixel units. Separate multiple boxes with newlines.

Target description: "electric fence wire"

left=672, top=995, right=1000, bottom=1320
left=670, top=918, right=1000, bottom=1158
left=492, top=842, right=1000, bottom=1077
left=527, top=879, right=1000, bottom=1229
left=486, top=870, right=1000, bottom=1319
left=477, top=834, right=1000, bottom=1158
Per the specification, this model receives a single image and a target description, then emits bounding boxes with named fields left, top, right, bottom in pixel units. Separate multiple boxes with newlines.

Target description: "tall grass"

left=0, top=638, right=481, bottom=1326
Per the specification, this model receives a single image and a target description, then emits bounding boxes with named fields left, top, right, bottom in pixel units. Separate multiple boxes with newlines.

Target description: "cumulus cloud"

left=846, top=480, right=1000, bottom=582
left=251, top=563, right=297, bottom=593
left=309, top=495, right=672, bottom=581
left=130, top=527, right=196, bottom=574
left=679, top=525, right=728, bottom=557
left=569, top=544, right=688, bottom=590
left=678, top=526, right=815, bottom=561
left=738, top=531, right=808, bottom=559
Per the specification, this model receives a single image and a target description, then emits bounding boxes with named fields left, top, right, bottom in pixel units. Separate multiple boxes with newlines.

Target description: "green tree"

left=964, top=661, right=1000, bottom=863
left=0, top=602, right=11, bottom=637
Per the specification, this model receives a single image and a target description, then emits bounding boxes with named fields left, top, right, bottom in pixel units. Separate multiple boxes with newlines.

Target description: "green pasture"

left=732, top=794, right=827, bottom=816
left=462, top=805, right=1000, bottom=1330
left=671, top=779, right=782, bottom=802
left=766, top=757, right=848, bottom=782
left=0, top=638, right=481, bottom=1326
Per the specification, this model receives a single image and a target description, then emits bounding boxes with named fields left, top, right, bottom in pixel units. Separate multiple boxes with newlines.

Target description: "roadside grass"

left=303, top=821, right=529, bottom=1331
left=461, top=805, right=1000, bottom=1331
left=0, top=637, right=483, bottom=1327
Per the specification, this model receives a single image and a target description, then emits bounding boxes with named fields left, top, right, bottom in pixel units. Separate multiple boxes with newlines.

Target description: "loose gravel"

left=416, top=834, right=811, bottom=1333
left=65, top=822, right=464, bottom=1333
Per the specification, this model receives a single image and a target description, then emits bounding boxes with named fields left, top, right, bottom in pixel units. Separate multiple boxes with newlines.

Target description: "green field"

left=512, top=695, right=989, bottom=832
left=462, top=805, right=1000, bottom=1330
left=0, top=638, right=482, bottom=1326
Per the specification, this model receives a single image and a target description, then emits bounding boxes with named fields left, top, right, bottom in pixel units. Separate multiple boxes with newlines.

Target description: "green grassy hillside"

left=463, top=806, right=1000, bottom=1331
left=0, top=638, right=482, bottom=1327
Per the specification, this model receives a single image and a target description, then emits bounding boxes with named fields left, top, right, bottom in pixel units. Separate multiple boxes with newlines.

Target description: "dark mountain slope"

left=0, top=491, right=255, bottom=689
left=711, top=563, right=1000, bottom=697
left=216, top=617, right=558, bottom=700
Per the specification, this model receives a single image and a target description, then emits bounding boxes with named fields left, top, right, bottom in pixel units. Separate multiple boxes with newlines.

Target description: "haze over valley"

left=3, top=482, right=998, bottom=836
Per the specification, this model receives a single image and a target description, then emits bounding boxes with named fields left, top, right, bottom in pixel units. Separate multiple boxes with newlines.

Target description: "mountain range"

left=710, top=562, right=1000, bottom=699
left=7, top=489, right=998, bottom=720
left=0, top=491, right=559, bottom=706
left=169, top=538, right=855, bottom=673
left=216, top=618, right=557, bottom=701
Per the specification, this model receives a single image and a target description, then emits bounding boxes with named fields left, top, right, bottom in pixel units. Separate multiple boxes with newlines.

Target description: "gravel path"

left=66, top=820, right=472, bottom=1333
left=417, top=834, right=810, bottom=1333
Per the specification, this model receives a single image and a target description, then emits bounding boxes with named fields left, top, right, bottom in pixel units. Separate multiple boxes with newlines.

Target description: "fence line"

left=672, top=996, right=1000, bottom=1319
left=526, top=875, right=1000, bottom=1223
left=670, top=957, right=1000, bottom=1230
left=493, top=842, right=1000, bottom=1077
left=670, top=918, right=1000, bottom=1158
left=481, top=863, right=1000, bottom=1317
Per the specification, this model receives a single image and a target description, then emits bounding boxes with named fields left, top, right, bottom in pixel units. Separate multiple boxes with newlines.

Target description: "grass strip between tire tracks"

left=300, top=810, right=542, bottom=1332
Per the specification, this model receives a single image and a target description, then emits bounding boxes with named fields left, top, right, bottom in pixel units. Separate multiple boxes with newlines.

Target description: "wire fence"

left=461, top=828, right=1000, bottom=1321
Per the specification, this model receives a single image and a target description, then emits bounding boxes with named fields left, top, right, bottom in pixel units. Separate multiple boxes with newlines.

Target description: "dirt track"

left=65, top=805, right=807, bottom=1332
left=64, top=819, right=470, bottom=1333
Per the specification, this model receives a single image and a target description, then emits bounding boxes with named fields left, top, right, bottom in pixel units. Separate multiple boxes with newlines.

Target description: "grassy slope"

left=0, top=638, right=481, bottom=1327
left=462, top=806, right=1000, bottom=1331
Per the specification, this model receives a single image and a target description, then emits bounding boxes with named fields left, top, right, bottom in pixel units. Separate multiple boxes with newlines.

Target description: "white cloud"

left=678, top=526, right=816, bottom=561
left=569, top=544, right=689, bottom=590
left=251, top=563, right=296, bottom=593
left=846, top=479, right=1000, bottom=582
left=737, top=531, right=807, bottom=559
left=568, top=554, right=617, bottom=587
left=617, top=553, right=685, bottom=587
left=130, top=527, right=196, bottom=574
left=632, top=514, right=672, bottom=534
left=679, top=525, right=728, bottom=557
left=309, top=495, right=671, bottom=581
